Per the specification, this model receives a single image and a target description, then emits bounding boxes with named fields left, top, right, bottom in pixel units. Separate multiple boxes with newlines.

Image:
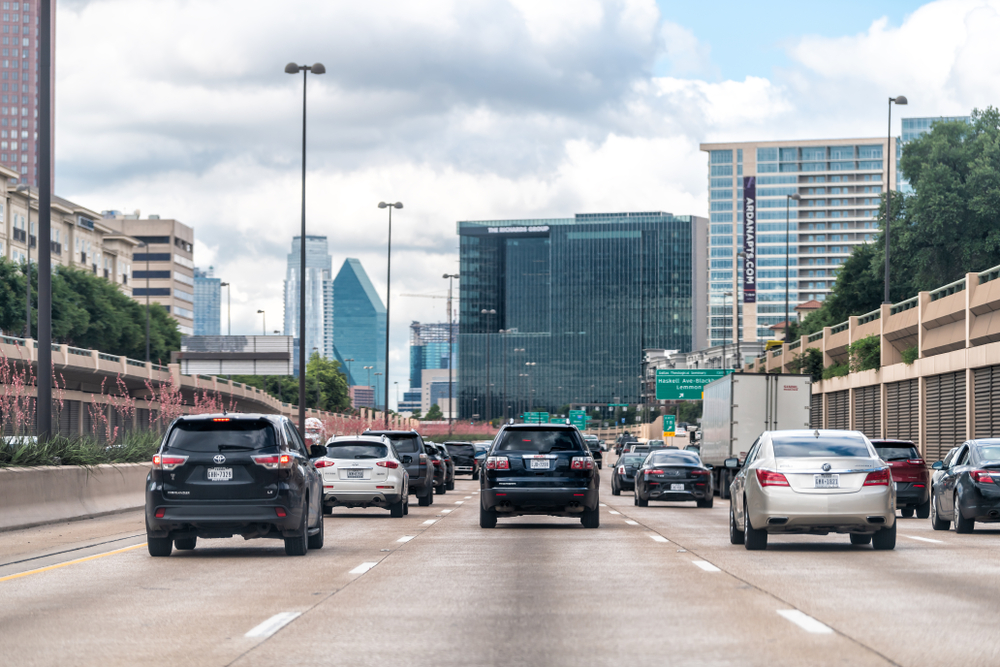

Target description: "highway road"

left=2, top=466, right=999, bottom=666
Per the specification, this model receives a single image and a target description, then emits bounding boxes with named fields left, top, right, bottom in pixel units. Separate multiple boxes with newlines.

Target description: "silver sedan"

left=727, top=430, right=896, bottom=550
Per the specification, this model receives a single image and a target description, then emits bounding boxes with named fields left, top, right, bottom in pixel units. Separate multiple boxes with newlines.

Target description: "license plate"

left=814, top=474, right=840, bottom=489
left=347, top=470, right=364, bottom=479
left=530, top=459, right=549, bottom=470
left=670, top=483, right=685, bottom=491
left=207, top=467, right=232, bottom=482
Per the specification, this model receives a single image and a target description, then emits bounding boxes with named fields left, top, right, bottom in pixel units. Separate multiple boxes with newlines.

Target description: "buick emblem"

left=822, top=462, right=832, bottom=472
left=213, top=454, right=226, bottom=464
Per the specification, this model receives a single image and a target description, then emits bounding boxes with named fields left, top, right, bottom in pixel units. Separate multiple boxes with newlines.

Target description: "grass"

left=0, top=430, right=163, bottom=468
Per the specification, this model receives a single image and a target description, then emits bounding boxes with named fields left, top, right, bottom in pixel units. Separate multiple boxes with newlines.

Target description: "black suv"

left=480, top=424, right=600, bottom=529
left=364, top=430, right=435, bottom=506
left=443, top=441, right=479, bottom=480
left=582, top=434, right=603, bottom=469
left=145, top=414, right=325, bottom=557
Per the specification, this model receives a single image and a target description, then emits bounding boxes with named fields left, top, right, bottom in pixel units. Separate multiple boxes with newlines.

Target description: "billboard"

left=656, top=369, right=734, bottom=400
left=742, top=176, right=757, bottom=304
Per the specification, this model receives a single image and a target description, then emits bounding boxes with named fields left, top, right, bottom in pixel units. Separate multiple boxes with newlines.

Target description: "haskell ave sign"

left=655, top=369, right=733, bottom=400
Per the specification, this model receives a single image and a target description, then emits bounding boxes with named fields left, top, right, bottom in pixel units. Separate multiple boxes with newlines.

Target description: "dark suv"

left=145, top=413, right=325, bottom=557
left=582, top=434, right=603, bottom=469
left=443, top=441, right=479, bottom=479
left=364, top=430, right=435, bottom=506
left=871, top=439, right=930, bottom=518
left=480, top=424, right=600, bottom=529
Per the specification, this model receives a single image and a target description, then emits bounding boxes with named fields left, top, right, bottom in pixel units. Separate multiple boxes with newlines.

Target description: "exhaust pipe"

left=988, top=510, right=999, bottom=519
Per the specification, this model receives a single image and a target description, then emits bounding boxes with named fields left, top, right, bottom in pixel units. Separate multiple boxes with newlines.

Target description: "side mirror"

left=932, top=461, right=943, bottom=470
left=724, top=457, right=740, bottom=469
left=402, top=455, right=412, bottom=464
left=309, top=444, right=326, bottom=458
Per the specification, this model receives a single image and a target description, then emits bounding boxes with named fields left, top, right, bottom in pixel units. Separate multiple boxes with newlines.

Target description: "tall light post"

left=722, top=292, right=732, bottom=369
left=378, top=201, right=403, bottom=422
left=364, top=365, right=374, bottom=408
left=784, top=193, right=801, bottom=343
left=885, top=95, right=907, bottom=304
left=481, top=309, right=496, bottom=422
left=735, top=251, right=744, bottom=370
left=344, top=358, right=355, bottom=386
left=500, top=328, right=513, bottom=421
left=16, top=185, right=31, bottom=340
left=257, top=309, right=266, bottom=336
left=525, top=362, right=536, bottom=412
left=443, top=273, right=459, bottom=433
left=374, top=372, right=384, bottom=416
left=285, top=60, right=326, bottom=434
left=137, top=241, right=151, bottom=362
left=220, top=281, right=231, bottom=335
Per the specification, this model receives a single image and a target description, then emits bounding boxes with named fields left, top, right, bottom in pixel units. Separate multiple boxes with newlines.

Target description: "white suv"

left=316, top=435, right=409, bottom=517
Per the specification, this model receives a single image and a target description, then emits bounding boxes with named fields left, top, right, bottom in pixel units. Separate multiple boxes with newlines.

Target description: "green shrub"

left=789, top=348, right=824, bottom=382
left=822, top=363, right=850, bottom=380
left=902, top=346, right=919, bottom=365
left=848, top=335, right=881, bottom=372
left=0, top=431, right=162, bottom=468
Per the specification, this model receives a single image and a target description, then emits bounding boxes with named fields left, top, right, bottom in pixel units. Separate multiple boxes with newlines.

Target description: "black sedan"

left=634, top=450, right=713, bottom=508
left=611, top=453, right=648, bottom=495
left=930, top=438, right=1000, bottom=532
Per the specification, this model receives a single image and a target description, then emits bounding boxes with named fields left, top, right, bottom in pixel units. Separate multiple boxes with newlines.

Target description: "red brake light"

left=756, top=469, right=790, bottom=487
left=314, top=459, right=335, bottom=468
left=691, top=470, right=710, bottom=477
left=377, top=460, right=399, bottom=469
left=617, top=466, right=626, bottom=475
left=863, top=468, right=891, bottom=486
left=486, top=456, right=509, bottom=470
left=970, top=470, right=996, bottom=484
left=906, top=459, right=925, bottom=466
left=571, top=456, right=594, bottom=470
left=647, top=469, right=664, bottom=475
left=153, top=454, right=188, bottom=471
left=213, top=418, right=231, bottom=422
left=252, top=454, right=292, bottom=470
left=275, top=508, right=287, bottom=518
left=154, top=508, right=165, bottom=518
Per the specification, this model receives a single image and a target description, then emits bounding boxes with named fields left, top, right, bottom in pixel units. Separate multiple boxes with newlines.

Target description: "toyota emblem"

left=213, top=454, right=226, bottom=464
left=822, top=462, right=832, bottom=472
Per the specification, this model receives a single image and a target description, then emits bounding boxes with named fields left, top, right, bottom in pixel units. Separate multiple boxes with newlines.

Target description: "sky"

left=51, top=0, right=1000, bottom=408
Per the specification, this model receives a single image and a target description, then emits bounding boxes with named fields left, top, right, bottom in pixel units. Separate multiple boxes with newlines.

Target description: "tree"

left=424, top=404, right=443, bottom=421
left=676, top=401, right=702, bottom=424
left=306, top=352, right=351, bottom=412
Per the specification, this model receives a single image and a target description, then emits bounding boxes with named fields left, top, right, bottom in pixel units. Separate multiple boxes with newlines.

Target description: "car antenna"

left=223, top=407, right=228, bottom=416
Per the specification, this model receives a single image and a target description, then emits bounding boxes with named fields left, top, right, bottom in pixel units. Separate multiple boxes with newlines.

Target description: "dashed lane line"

left=396, top=536, right=415, bottom=543
left=440, top=509, right=452, bottom=514
left=777, top=610, right=834, bottom=634
left=648, top=535, right=669, bottom=543
left=245, top=612, right=301, bottom=639
left=0, top=543, right=146, bottom=583
left=903, top=534, right=944, bottom=544
left=349, top=562, right=378, bottom=575
left=609, top=510, right=621, bottom=515
left=422, top=519, right=437, bottom=525
left=691, top=560, right=721, bottom=572
left=624, top=520, right=638, bottom=526
left=454, top=501, right=464, bottom=504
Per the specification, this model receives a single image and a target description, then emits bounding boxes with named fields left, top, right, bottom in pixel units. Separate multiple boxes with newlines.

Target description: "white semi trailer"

left=701, top=373, right=812, bottom=498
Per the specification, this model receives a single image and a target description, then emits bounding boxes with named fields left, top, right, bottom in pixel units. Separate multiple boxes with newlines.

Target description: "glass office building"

left=457, top=211, right=708, bottom=419
left=283, top=236, right=334, bottom=361
left=193, top=266, right=221, bottom=336
left=409, top=321, right=457, bottom=389
left=332, top=258, right=386, bottom=389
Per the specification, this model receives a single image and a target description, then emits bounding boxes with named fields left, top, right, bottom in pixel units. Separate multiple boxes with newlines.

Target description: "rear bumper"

left=482, top=486, right=598, bottom=514
left=959, top=490, right=1000, bottom=521
left=323, top=490, right=404, bottom=507
left=645, top=484, right=709, bottom=502
left=894, top=483, right=929, bottom=507
left=748, top=486, right=895, bottom=534
left=145, top=489, right=302, bottom=538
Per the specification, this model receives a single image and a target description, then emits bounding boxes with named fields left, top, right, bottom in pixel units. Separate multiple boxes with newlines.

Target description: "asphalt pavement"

left=1, top=465, right=998, bottom=666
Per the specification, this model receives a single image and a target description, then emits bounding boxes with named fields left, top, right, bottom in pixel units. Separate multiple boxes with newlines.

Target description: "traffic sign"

left=569, top=410, right=587, bottom=429
left=663, top=415, right=676, bottom=437
left=522, top=412, right=550, bottom=424
left=655, top=369, right=733, bottom=400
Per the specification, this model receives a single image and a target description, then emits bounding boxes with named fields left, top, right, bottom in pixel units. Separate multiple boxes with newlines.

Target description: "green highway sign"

left=663, top=415, right=676, bottom=437
left=655, top=369, right=733, bottom=400
left=568, top=410, right=588, bottom=429
left=522, top=412, right=550, bottom=424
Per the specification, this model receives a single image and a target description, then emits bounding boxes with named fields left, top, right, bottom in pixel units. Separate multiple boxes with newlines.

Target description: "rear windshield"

left=977, top=445, right=1000, bottom=463
left=649, top=452, right=701, bottom=466
left=446, top=444, right=475, bottom=457
left=385, top=435, right=420, bottom=453
left=772, top=435, right=871, bottom=458
left=874, top=445, right=919, bottom=461
left=326, top=443, right=388, bottom=459
left=495, top=429, right=583, bottom=453
left=166, top=420, right=277, bottom=453
left=620, top=455, right=646, bottom=466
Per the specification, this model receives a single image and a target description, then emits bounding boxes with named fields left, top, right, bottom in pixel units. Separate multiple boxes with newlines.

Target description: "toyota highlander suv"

left=480, top=423, right=600, bottom=528
left=145, top=414, right=325, bottom=557
left=364, top=430, right=436, bottom=506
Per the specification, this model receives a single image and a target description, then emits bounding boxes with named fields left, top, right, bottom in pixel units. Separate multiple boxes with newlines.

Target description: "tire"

left=916, top=498, right=930, bottom=520
left=147, top=535, right=173, bottom=557
left=323, top=505, right=333, bottom=516
left=729, top=504, right=744, bottom=545
left=404, top=495, right=409, bottom=515
left=743, top=502, right=768, bottom=551
left=446, top=480, right=455, bottom=491
left=930, top=494, right=949, bottom=530
left=435, top=483, right=446, bottom=495
left=954, top=494, right=975, bottom=533
left=284, top=505, right=309, bottom=557
left=611, top=478, right=621, bottom=496
left=581, top=505, right=600, bottom=528
left=480, top=503, right=498, bottom=528
left=697, top=495, right=714, bottom=509
left=389, top=498, right=405, bottom=518
left=872, top=521, right=896, bottom=550
left=418, top=487, right=432, bottom=506
left=307, top=511, right=325, bottom=550
left=174, top=537, right=197, bottom=550
left=636, top=492, right=648, bottom=508
left=472, top=470, right=480, bottom=481
left=850, top=533, right=872, bottom=546
left=901, top=508, right=914, bottom=518
left=597, top=462, right=602, bottom=470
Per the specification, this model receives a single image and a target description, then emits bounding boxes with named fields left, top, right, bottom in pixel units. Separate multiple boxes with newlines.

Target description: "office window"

left=757, top=147, right=778, bottom=162
left=710, top=164, right=733, bottom=176
left=711, top=150, right=733, bottom=164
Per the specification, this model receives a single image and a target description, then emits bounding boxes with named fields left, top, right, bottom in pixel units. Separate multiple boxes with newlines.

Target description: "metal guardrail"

left=930, top=277, right=966, bottom=302
left=789, top=340, right=801, bottom=350
left=771, top=348, right=783, bottom=358
left=153, top=364, right=168, bottom=372
left=857, top=309, right=881, bottom=325
left=890, top=296, right=918, bottom=316
left=197, top=374, right=213, bottom=381
left=2, top=336, right=25, bottom=347
left=979, top=264, right=1000, bottom=284
left=807, top=331, right=824, bottom=343
left=831, top=321, right=849, bottom=334
left=98, top=353, right=119, bottom=362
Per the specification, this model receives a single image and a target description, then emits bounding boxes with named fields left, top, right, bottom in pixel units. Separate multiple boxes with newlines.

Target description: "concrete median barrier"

left=0, top=463, right=150, bottom=532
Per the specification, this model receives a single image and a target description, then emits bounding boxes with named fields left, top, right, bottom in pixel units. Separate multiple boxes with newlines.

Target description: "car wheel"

left=636, top=492, right=648, bottom=507
left=611, top=478, right=620, bottom=496
left=446, top=480, right=455, bottom=491
left=389, top=497, right=405, bottom=518
left=418, top=487, right=432, bottom=506
left=729, top=503, right=744, bottom=545
left=174, top=537, right=197, bottom=550
left=930, top=493, right=949, bottom=530
left=849, top=533, right=872, bottom=546
left=480, top=503, right=498, bottom=528
left=307, top=510, right=325, bottom=550
left=581, top=505, right=600, bottom=528
left=284, top=505, right=309, bottom=556
left=900, top=508, right=914, bottom=518
left=743, top=502, right=768, bottom=551
left=322, top=505, right=333, bottom=516
left=954, top=494, right=975, bottom=533
left=472, top=470, right=480, bottom=481
left=916, top=498, right=930, bottom=520
left=697, top=495, right=714, bottom=509
left=435, top=484, right=446, bottom=495
left=872, top=521, right=896, bottom=550
left=146, top=518, right=172, bottom=557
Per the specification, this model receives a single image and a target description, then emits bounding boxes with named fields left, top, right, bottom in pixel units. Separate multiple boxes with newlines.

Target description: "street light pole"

left=785, top=193, right=801, bottom=343
left=481, top=309, right=496, bottom=423
left=17, top=185, right=31, bottom=340
left=220, top=281, right=231, bottom=335
left=257, top=309, right=266, bottom=336
left=735, top=251, right=744, bottom=370
left=885, top=95, right=907, bottom=304
left=35, top=0, right=53, bottom=441
left=378, top=201, right=403, bottom=423
left=364, top=365, right=374, bottom=408
left=443, top=273, right=459, bottom=433
left=722, top=292, right=732, bottom=369
left=285, top=60, right=326, bottom=435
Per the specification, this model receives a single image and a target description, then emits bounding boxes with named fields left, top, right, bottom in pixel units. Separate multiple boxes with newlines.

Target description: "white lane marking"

left=349, top=562, right=378, bottom=575
left=649, top=535, right=669, bottom=543
left=454, top=501, right=464, bottom=504
left=440, top=509, right=452, bottom=513
left=609, top=510, right=621, bottom=515
left=691, top=560, right=720, bottom=572
left=777, top=610, right=834, bottom=634
left=464, top=496, right=472, bottom=499
left=423, top=519, right=437, bottom=525
left=624, top=520, right=638, bottom=526
left=599, top=503, right=607, bottom=507
left=397, top=535, right=415, bottom=543
left=245, top=612, right=301, bottom=638
left=903, top=534, right=943, bottom=544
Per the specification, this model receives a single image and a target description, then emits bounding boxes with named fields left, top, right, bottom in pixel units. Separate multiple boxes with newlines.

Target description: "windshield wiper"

left=218, top=444, right=255, bottom=451
left=884, top=456, right=911, bottom=461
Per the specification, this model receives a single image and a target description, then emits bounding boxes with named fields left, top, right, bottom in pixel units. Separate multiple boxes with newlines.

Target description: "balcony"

left=12, top=227, right=25, bottom=243
left=50, top=241, right=61, bottom=255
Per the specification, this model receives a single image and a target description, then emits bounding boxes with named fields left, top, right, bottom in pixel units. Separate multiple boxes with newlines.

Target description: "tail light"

left=571, top=456, right=595, bottom=470
left=152, top=453, right=188, bottom=471
left=252, top=453, right=293, bottom=470
left=617, top=466, right=626, bottom=475
left=419, top=453, right=428, bottom=465
left=377, top=460, right=400, bottom=469
left=863, top=468, right=891, bottom=486
left=646, top=469, right=664, bottom=475
left=691, top=469, right=710, bottom=477
left=314, top=459, right=335, bottom=468
left=212, top=418, right=231, bottom=422
left=486, top=456, right=509, bottom=470
left=970, top=470, right=996, bottom=484
left=431, top=460, right=441, bottom=467
left=154, top=508, right=165, bottom=518
left=275, top=508, right=287, bottom=518
left=906, top=458, right=925, bottom=466
left=756, top=469, right=790, bottom=487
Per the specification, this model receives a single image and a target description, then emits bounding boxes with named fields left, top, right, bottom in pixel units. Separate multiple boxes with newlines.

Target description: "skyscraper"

left=0, top=1, right=49, bottom=186
left=331, top=258, right=386, bottom=391
left=409, top=321, right=457, bottom=389
left=283, top=235, right=333, bottom=362
left=193, top=266, right=221, bottom=336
